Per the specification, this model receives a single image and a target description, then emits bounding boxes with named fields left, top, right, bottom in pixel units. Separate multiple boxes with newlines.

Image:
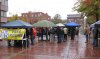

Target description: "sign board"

left=0, top=29, right=26, bottom=40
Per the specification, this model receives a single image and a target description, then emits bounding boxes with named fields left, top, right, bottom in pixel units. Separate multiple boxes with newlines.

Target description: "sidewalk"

left=0, top=34, right=100, bottom=59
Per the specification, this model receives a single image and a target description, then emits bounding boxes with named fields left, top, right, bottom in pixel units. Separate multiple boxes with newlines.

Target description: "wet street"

left=0, top=34, right=100, bottom=59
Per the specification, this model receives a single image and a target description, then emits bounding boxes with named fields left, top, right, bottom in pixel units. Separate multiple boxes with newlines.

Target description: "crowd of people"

left=7, top=24, right=100, bottom=48
left=35, top=26, right=79, bottom=43
left=8, top=27, right=78, bottom=47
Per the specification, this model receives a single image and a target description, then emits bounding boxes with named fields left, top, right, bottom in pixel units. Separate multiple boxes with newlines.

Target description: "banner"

left=0, top=29, right=26, bottom=40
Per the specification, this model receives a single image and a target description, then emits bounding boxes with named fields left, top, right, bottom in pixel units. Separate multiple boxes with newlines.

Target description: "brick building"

left=21, top=12, right=51, bottom=24
left=67, top=14, right=84, bottom=26
left=0, top=0, right=8, bottom=24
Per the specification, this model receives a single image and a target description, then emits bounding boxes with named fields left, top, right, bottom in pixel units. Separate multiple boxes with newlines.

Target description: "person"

left=30, top=28, right=34, bottom=45
left=70, top=27, right=76, bottom=40
left=56, top=27, right=64, bottom=43
left=50, top=28, right=56, bottom=43
left=76, top=27, right=79, bottom=36
left=84, top=25, right=90, bottom=43
left=37, top=28, right=41, bottom=40
left=41, top=27, right=44, bottom=41
left=48, top=28, right=51, bottom=40
left=33, top=28, right=37, bottom=44
left=63, top=27, right=68, bottom=41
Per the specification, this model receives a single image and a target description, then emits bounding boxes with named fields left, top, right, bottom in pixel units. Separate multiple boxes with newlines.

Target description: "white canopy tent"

left=56, top=23, right=65, bottom=26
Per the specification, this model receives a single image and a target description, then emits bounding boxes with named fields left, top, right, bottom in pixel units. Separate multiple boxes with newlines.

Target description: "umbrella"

left=65, top=22, right=80, bottom=27
left=33, top=20, right=56, bottom=27
left=1, top=20, right=32, bottom=28
left=56, top=23, right=65, bottom=26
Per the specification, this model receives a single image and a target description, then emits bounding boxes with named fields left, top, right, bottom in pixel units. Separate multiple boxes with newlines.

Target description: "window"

left=35, top=14, right=37, bottom=17
left=22, top=15, right=24, bottom=17
left=25, top=15, right=27, bottom=17
left=32, top=14, right=34, bottom=17
left=4, top=12, right=6, bottom=17
left=1, top=11, right=6, bottom=17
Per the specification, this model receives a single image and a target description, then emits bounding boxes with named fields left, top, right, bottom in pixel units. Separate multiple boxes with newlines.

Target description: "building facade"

left=67, top=14, right=84, bottom=26
left=21, top=12, right=51, bottom=24
left=0, top=0, right=8, bottom=24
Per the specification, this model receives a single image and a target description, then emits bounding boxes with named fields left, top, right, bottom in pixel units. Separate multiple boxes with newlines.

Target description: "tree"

left=8, top=14, right=20, bottom=22
left=73, top=0, right=100, bottom=47
left=86, top=16, right=96, bottom=24
left=21, top=17, right=27, bottom=22
left=73, top=0, right=100, bottom=23
left=54, top=14, right=61, bottom=20
left=52, top=14, right=62, bottom=24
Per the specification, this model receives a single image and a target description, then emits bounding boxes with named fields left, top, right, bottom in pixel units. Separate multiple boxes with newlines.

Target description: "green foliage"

left=51, top=19, right=62, bottom=24
left=53, top=14, right=61, bottom=20
left=86, top=16, right=96, bottom=24
left=8, top=14, right=20, bottom=22
left=52, top=14, right=63, bottom=24
left=73, top=0, right=100, bottom=22
left=21, top=17, right=27, bottom=22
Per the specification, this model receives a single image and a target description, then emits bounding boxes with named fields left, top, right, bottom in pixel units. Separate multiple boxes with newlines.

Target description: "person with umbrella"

left=70, top=27, right=76, bottom=40
left=50, top=28, right=56, bottom=43
left=63, top=27, right=68, bottom=41
left=56, top=27, right=64, bottom=43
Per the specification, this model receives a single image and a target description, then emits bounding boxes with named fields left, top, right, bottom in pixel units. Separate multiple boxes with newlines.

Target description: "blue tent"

left=1, top=20, right=32, bottom=28
left=65, top=22, right=80, bottom=27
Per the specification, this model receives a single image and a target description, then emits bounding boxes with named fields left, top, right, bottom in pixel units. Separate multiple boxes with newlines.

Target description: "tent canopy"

left=33, top=20, right=56, bottom=27
left=95, top=20, right=100, bottom=25
left=90, top=20, right=100, bottom=28
left=90, top=23, right=95, bottom=28
left=65, top=22, right=80, bottom=27
left=1, top=20, right=32, bottom=28
left=56, top=23, right=64, bottom=26
left=95, top=20, right=100, bottom=27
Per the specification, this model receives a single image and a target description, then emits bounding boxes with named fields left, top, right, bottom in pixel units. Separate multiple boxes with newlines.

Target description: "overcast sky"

left=7, top=0, right=77, bottom=19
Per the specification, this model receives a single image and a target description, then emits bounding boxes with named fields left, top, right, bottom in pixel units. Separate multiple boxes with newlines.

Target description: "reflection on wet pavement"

left=0, top=34, right=100, bottom=59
